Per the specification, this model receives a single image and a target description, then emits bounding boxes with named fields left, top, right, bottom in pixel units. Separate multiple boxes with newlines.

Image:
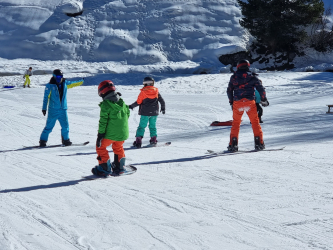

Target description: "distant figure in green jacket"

left=91, top=80, right=130, bottom=176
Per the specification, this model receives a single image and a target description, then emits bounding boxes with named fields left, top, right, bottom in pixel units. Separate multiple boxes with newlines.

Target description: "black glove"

left=42, top=110, right=46, bottom=116
left=117, top=92, right=122, bottom=96
left=96, top=133, right=105, bottom=148
left=129, top=105, right=133, bottom=110
left=261, top=100, right=269, bottom=107
left=160, top=109, right=165, bottom=114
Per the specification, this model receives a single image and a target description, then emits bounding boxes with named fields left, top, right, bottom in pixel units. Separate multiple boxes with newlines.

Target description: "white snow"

left=0, top=0, right=246, bottom=64
left=1, top=68, right=333, bottom=250
left=1, top=1, right=333, bottom=248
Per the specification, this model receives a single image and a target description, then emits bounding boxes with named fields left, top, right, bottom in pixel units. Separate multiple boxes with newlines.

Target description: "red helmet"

left=98, top=80, right=116, bottom=97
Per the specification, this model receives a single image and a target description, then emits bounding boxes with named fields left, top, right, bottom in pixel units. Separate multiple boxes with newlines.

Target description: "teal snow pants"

left=136, top=115, right=157, bottom=138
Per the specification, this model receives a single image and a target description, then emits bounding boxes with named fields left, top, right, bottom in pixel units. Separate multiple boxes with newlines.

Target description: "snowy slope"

left=0, top=0, right=332, bottom=73
left=0, top=70, right=333, bottom=249
left=0, top=0, right=246, bottom=64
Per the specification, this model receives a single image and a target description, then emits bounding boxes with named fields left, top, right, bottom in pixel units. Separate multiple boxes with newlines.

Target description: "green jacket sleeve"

left=98, top=102, right=109, bottom=134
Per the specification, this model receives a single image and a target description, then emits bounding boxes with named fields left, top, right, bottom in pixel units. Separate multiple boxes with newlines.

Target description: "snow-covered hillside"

left=1, top=0, right=333, bottom=72
left=0, top=70, right=333, bottom=250
left=0, top=0, right=246, bottom=64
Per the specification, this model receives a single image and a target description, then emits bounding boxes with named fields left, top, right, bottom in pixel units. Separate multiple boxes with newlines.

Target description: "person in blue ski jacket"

left=39, top=69, right=84, bottom=147
left=255, top=89, right=263, bottom=123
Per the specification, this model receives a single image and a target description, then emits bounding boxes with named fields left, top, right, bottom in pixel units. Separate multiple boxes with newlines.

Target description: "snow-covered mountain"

left=0, top=0, right=247, bottom=65
left=1, top=0, right=331, bottom=67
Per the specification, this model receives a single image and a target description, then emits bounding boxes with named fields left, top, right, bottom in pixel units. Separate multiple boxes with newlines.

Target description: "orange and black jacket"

left=130, top=86, right=165, bottom=116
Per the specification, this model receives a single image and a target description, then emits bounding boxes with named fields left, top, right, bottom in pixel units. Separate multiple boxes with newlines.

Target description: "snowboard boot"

left=39, top=140, right=47, bottom=147
left=28, top=85, right=31, bottom=88
left=111, top=154, right=120, bottom=176
left=62, top=137, right=72, bottom=146
left=91, top=162, right=111, bottom=177
left=133, top=136, right=142, bottom=148
left=227, top=137, right=238, bottom=152
left=23, top=85, right=26, bottom=88
left=149, top=136, right=157, bottom=145
left=254, top=136, right=265, bottom=150
left=111, top=157, right=126, bottom=176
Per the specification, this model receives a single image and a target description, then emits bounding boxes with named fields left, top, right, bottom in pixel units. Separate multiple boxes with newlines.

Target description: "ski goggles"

left=53, top=74, right=63, bottom=80
left=143, top=80, right=154, bottom=85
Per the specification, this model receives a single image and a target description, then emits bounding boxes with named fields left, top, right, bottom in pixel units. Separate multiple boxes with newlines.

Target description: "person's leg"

left=24, top=75, right=29, bottom=87
left=229, top=100, right=245, bottom=145
left=58, top=109, right=70, bottom=141
left=40, top=109, right=58, bottom=142
left=96, top=139, right=113, bottom=165
left=148, top=116, right=157, bottom=137
left=111, top=141, right=125, bottom=174
left=247, top=100, right=264, bottom=144
left=27, top=76, right=30, bottom=87
left=111, top=141, right=125, bottom=160
left=136, top=115, right=149, bottom=138
left=93, top=138, right=113, bottom=176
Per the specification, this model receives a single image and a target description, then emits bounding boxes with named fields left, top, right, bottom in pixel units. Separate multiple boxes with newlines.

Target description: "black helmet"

left=236, top=59, right=250, bottom=70
left=143, top=76, right=154, bottom=86
left=53, top=69, right=63, bottom=76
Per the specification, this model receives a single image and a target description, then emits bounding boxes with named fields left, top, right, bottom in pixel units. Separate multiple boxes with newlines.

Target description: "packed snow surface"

left=0, top=68, right=333, bottom=250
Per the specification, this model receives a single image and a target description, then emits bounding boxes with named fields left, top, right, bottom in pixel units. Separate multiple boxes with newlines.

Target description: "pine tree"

left=238, top=0, right=325, bottom=54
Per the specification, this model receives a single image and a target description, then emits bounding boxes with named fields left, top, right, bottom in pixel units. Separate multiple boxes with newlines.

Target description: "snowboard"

left=210, top=120, right=233, bottom=126
left=206, top=147, right=285, bottom=155
left=132, top=141, right=171, bottom=149
left=0, top=141, right=90, bottom=153
left=23, top=141, right=90, bottom=149
left=83, top=165, right=137, bottom=180
left=210, top=120, right=244, bottom=126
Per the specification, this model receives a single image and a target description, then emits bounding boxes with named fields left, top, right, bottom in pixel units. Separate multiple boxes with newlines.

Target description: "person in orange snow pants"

left=227, top=60, right=269, bottom=151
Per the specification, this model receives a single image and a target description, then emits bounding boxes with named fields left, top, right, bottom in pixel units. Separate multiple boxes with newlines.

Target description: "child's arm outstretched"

left=129, top=91, right=145, bottom=110
left=66, top=79, right=84, bottom=89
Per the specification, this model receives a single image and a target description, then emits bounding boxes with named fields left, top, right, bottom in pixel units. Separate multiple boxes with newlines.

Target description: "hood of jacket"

left=50, top=77, right=66, bottom=85
left=141, top=86, right=158, bottom=99
left=99, top=98, right=126, bottom=113
left=103, top=91, right=120, bottom=103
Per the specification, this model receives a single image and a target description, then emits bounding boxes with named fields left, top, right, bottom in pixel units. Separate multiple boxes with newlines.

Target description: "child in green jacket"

left=91, top=80, right=130, bottom=176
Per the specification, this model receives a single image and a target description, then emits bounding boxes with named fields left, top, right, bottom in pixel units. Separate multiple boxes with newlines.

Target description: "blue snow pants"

left=40, top=108, right=70, bottom=141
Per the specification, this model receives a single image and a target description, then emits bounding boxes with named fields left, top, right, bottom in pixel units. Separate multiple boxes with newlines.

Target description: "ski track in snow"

left=0, top=72, right=333, bottom=249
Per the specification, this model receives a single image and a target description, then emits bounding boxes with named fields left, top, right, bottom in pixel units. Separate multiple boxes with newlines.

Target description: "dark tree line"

left=237, top=0, right=326, bottom=56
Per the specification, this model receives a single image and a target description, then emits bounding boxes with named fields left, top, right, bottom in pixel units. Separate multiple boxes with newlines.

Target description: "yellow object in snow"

left=24, top=75, right=30, bottom=87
